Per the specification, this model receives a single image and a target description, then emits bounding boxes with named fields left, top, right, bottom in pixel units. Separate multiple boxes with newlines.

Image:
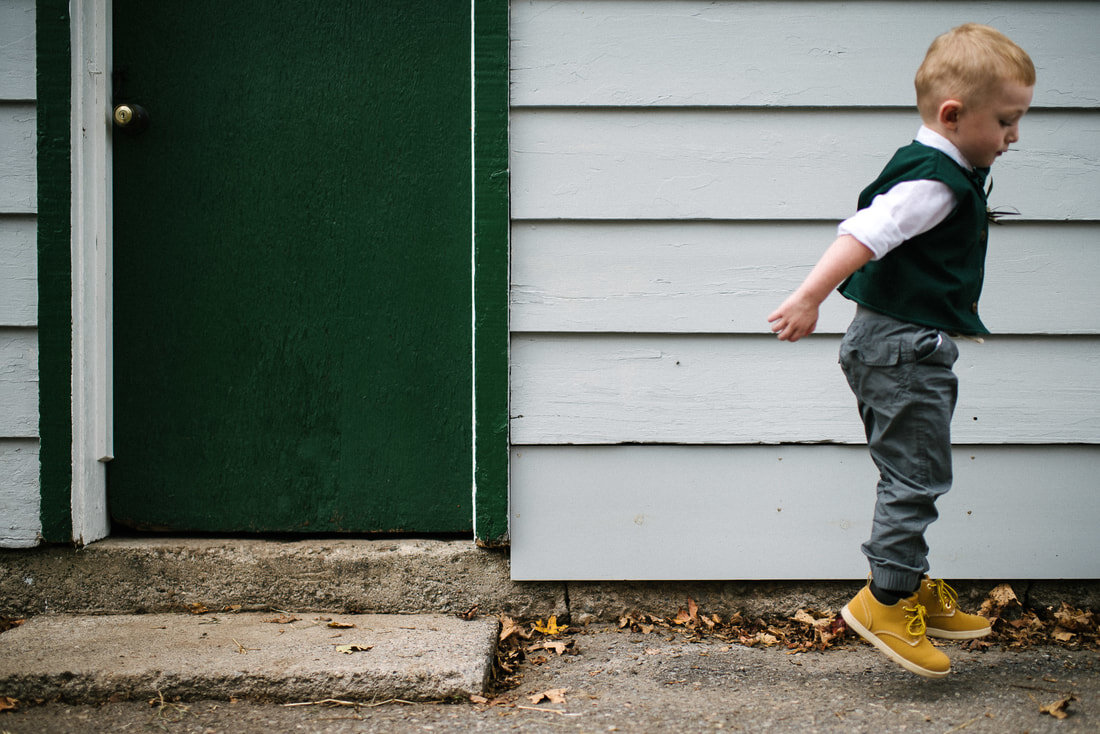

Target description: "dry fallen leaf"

left=979, top=584, right=1021, bottom=619
left=499, top=615, right=531, bottom=643
left=1039, top=694, right=1076, bottom=719
left=528, top=639, right=573, bottom=656
left=792, top=609, right=817, bottom=626
left=527, top=688, right=567, bottom=705
left=0, top=696, right=18, bottom=712
left=187, top=603, right=210, bottom=615
left=469, top=694, right=489, bottom=704
left=327, top=621, right=356, bottom=629
left=263, top=614, right=301, bottom=625
left=0, top=618, right=25, bottom=634
left=334, top=644, right=373, bottom=654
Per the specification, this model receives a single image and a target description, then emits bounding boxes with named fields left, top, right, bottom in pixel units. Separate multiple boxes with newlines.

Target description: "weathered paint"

left=109, top=2, right=474, bottom=533
left=0, top=217, right=37, bottom=326
left=0, top=439, right=39, bottom=546
left=0, top=0, right=37, bottom=101
left=511, top=1, right=1100, bottom=108
left=510, top=444, right=1100, bottom=580
left=0, top=330, right=37, bottom=437
left=0, top=104, right=36, bottom=213
left=510, top=109, right=1099, bottom=221
left=472, top=0, right=510, bottom=544
left=511, top=221, right=1100, bottom=335
left=508, top=1, right=1100, bottom=579
left=36, top=0, right=73, bottom=543
left=510, top=335, right=1100, bottom=445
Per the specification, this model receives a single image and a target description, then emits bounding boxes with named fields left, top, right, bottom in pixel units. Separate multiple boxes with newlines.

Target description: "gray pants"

left=839, top=306, right=960, bottom=593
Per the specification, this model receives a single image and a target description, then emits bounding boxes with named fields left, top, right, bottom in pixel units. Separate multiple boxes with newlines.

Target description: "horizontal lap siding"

left=0, top=439, right=39, bottom=547
left=508, top=1, right=1099, bottom=578
left=512, top=221, right=1100, bottom=335
left=511, top=1, right=1100, bottom=108
left=0, top=0, right=36, bottom=100
left=511, top=110, right=1099, bottom=221
left=511, top=335, right=1100, bottom=445
left=510, top=445, right=1100, bottom=580
left=0, top=217, right=37, bottom=326
left=0, top=104, right=37, bottom=214
left=0, top=0, right=41, bottom=547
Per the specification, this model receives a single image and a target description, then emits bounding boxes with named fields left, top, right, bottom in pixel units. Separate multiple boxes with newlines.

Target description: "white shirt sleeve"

left=838, top=179, right=957, bottom=260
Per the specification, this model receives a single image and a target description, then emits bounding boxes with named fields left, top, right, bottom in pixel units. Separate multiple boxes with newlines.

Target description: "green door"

left=109, top=2, right=472, bottom=533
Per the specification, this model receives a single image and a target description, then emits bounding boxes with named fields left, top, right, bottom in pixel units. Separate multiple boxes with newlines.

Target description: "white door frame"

left=69, top=0, right=112, bottom=544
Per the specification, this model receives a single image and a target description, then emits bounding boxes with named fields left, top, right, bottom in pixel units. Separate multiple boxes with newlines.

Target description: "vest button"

left=971, top=302, right=979, bottom=313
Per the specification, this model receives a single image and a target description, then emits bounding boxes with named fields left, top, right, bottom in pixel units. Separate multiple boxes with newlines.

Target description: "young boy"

left=768, top=24, right=1035, bottom=678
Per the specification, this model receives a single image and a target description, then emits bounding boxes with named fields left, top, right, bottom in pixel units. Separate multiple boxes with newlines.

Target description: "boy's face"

left=951, top=81, right=1034, bottom=168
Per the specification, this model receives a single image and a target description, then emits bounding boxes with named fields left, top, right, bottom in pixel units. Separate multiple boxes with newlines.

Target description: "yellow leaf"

left=527, top=688, right=568, bottom=705
left=533, top=615, right=568, bottom=636
left=327, top=621, right=356, bottom=629
left=335, top=644, right=372, bottom=654
left=0, top=696, right=18, bottom=712
left=1039, top=695, right=1075, bottom=719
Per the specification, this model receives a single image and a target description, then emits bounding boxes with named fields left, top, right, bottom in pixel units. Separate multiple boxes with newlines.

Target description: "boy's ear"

left=938, top=99, right=964, bottom=130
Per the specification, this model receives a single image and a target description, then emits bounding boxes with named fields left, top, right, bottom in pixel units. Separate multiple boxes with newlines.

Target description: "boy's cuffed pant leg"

left=839, top=309, right=960, bottom=593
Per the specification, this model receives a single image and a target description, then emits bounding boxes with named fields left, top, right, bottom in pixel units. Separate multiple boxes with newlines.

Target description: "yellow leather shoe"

left=918, top=577, right=992, bottom=639
left=841, top=585, right=950, bottom=679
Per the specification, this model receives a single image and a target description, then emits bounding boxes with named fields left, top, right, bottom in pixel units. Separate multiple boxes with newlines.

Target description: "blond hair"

left=915, top=23, right=1035, bottom=120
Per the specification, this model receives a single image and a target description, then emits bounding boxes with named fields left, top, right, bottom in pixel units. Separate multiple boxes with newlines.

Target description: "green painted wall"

left=36, top=0, right=73, bottom=543
left=473, top=0, right=510, bottom=545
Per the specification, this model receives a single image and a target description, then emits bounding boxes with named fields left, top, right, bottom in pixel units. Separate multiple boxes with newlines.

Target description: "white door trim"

left=69, top=0, right=112, bottom=544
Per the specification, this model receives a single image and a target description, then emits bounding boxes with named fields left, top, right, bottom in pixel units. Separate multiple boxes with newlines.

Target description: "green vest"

left=840, top=142, right=991, bottom=335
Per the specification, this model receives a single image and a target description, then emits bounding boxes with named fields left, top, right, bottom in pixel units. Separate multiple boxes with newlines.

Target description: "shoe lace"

left=903, top=603, right=929, bottom=637
left=932, top=578, right=958, bottom=611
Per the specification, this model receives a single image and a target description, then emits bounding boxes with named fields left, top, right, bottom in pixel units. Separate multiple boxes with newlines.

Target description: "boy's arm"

left=767, top=234, right=873, bottom=342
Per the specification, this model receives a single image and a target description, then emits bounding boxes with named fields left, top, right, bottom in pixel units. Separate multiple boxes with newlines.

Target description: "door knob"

left=113, top=103, right=149, bottom=134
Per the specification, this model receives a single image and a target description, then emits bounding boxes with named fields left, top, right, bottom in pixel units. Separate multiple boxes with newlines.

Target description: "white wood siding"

left=0, top=0, right=36, bottom=101
left=511, top=1, right=1099, bottom=109
left=0, top=0, right=41, bottom=547
left=509, top=1, right=1100, bottom=579
left=511, top=445, right=1100, bottom=580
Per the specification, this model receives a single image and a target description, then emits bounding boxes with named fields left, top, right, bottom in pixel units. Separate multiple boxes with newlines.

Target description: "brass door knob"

left=113, top=103, right=149, bottom=133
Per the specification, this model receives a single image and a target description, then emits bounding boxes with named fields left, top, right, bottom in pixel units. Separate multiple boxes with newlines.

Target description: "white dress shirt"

left=838, top=127, right=976, bottom=261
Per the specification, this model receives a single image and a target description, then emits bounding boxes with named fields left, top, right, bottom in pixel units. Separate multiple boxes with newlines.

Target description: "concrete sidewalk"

left=0, top=612, right=498, bottom=703
left=1, top=623, right=1096, bottom=733
left=1, top=537, right=1097, bottom=730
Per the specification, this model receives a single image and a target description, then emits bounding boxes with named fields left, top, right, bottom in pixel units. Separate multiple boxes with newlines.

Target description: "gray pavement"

left=2, top=624, right=1097, bottom=733
left=2, top=539, right=1097, bottom=731
left=0, top=613, right=497, bottom=703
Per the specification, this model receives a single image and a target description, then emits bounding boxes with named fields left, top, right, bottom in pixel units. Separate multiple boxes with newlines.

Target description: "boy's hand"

left=767, top=234, right=873, bottom=342
left=768, top=294, right=819, bottom=342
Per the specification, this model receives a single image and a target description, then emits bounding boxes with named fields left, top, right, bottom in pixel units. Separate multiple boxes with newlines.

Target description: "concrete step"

left=0, top=612, right=498, bottom=704
left=3, top=538, right=1096, bottom=623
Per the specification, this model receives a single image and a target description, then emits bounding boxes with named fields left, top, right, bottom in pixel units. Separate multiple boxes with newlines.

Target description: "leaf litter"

left=490, top=584, right=1097, bottom=694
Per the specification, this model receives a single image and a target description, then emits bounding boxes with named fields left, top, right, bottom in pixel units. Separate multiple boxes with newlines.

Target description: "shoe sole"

left=925, top=626, right=992, bottom=640
left=841, top=604, right=950, bottom=679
